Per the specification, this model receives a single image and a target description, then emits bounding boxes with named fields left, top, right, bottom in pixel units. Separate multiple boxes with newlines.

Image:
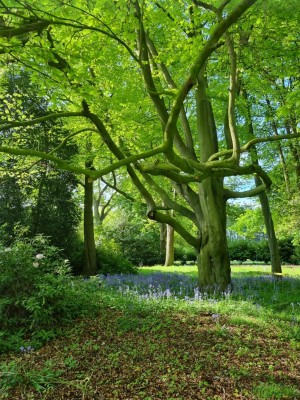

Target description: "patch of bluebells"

left=98, top=272, right=300, bottom=305
left=99, top=272, right=198, bottom=300
left=20, top=345, right=34, bottom=353
left=99, top=272, right=232, bottom=301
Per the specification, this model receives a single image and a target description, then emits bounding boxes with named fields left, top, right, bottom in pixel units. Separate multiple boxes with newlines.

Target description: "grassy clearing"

left=1, top=265, right=300, bottom=399
left=139, top=264, right=300, bottom=278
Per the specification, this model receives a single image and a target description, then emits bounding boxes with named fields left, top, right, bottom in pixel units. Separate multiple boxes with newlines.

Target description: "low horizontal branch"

left=0, top=111, right=84, bottom=131
left=0, top=145, right=98, bottom=178
left=0, top=21, right=50, bottom=38
left=224, top=184, right=266, bottom=199
left=242, top=132, right=300, bottom=151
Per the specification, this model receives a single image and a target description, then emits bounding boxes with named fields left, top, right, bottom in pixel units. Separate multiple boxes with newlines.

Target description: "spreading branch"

left=151, top=210, right=199, bottom=248
left=0, top=111, right=84, bottom=131
left=208, top=132, right=300, bottom=162
left=164, top=0, right=258, bottom=152
left=141, top=173, right=197, bottom=224
left=224, top=184, right=267, bottom=199
left=0, top=145, right=98, bottom=178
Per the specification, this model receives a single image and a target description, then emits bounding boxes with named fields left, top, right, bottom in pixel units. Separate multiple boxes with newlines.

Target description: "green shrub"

left=64, top=235, right=85, bottom=275
left=174, top=245, right=196, bottom=264
left=292, top=245, right=300, bottom=264
left=64, top=236, right=136, bottom=275
left=101, top=221, right=162, bottom=266
left=256, top=241, right=271, bottom=263
left=117, top=230, right=162, bottom=266
left=228, top=238, right=299, bottom=264
left=96, top=239, right=137, bottom=275
left=228, top=240, right=257, bottom=262
left=0, top=235, right=99, bottom=351
left=278, top=238, right=297, bottom=264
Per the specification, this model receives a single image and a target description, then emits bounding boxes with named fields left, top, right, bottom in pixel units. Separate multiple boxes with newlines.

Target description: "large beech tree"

left=0, top=0, right=299, bottom=289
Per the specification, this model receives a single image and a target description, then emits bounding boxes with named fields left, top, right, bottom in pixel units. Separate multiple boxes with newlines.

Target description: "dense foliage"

left=68, top=237, right=136, bottom=276
left=0, top=72, right=81, bottom=259
left=102, top=209, right=162, bottom=266
left=228, top=239, right=300, bottom=264
left=0, top=236, right=99, bottom=352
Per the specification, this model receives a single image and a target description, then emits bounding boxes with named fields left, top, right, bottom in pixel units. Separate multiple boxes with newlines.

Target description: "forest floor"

left=1, top=266, right=300, bottom=399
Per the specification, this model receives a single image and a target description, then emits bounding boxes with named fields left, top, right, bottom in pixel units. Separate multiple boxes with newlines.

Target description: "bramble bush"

left=0, top=235, right=99, bottom=352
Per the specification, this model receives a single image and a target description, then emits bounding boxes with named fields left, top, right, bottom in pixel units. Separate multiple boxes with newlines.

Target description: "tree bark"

left=82, top=168, right=97, bottom=276
left=255, top=177, right=282, bottom=274
left=165, top=224, right=174, bottom=266
left=287, top=122, right=300, bottom=190
left=195, top=72, right=231, bottom=291
left=93, top=194, right=101, bottom=226
left=160, top=223, right=167, bottom=260
left=243, top=90, right=282, bottom=275
left=197, top=178, right=231, bottom=291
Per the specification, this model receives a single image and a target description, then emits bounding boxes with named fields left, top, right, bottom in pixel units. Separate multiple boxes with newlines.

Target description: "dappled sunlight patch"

left=228, top=315, right=267, bottom=328
left=139, top=265, right=198, bottom=277
left=252, top=382, right=300, bottom=399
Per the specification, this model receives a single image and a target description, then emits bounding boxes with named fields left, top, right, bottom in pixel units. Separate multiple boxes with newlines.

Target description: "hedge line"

left=228, top=239, right=300, bottom=264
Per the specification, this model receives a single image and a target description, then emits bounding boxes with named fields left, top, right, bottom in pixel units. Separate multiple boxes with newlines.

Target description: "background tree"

left=0, top=172, right=28, bottom=244
left=0, top=70, right=81, bottom=260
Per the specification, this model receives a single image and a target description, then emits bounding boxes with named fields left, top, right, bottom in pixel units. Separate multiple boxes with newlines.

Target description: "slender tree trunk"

left=31, top=171, right=46, bottom=235
left=277, top=143, right=291, bottom=196
left=265, top=100, right=291, bottom=195
left=82, top=167, right=97, bottom=276
left=164, top=224, right=174, bottom=266
left=243, top=90, right=282, bottom=275
left=93, top=195, right=101, bottom=226
left=160, top=223, right=166, bottom=261
left=255, top=176, right=282, bottom=274
left=287, top=122, right=300, bottom=190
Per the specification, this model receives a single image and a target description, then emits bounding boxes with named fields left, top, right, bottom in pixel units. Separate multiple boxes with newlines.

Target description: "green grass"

left=139, top=265, right=198, bottom=277
left=252, top=382, right=300, bottom=399
left=139, top=264, right=300, bottom=329
left=139, top=264, right=300, bottom=278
